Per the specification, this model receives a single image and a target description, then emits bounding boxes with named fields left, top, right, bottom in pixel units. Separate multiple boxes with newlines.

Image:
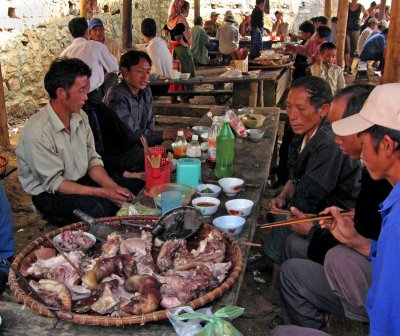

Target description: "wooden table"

left=209, top=36, right=274, bottom=51
left=0, top=107, right=281, bottom=335
left=150, top=69, right=290, bottom=108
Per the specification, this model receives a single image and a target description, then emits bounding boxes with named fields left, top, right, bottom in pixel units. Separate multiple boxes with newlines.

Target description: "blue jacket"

left=0, top=183, right=14, bottom=275
left=360, top=33, right=385, bottom=61
left=367, top=181, right=400, bottom=335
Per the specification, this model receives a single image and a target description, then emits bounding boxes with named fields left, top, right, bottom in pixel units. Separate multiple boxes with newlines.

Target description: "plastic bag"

left=116, top=202, right=156, bottom=216
left=169, top=306, right=245, bottom=336
left=225, top=110, right=247, bottom=137
left=168, top=306, right=213, bottom=336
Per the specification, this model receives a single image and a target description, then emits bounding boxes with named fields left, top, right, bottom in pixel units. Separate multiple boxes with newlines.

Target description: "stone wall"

left=1, top=0, right=365, bottom=123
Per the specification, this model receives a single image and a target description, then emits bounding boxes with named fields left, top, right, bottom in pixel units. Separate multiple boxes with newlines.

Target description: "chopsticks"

left=140, top=135, right=162, bottom=168
left=47, top=237, right=84, bottom=277
left=260, top=209, right=354, bottom=230
left=239, top=241, right=262, bottom=247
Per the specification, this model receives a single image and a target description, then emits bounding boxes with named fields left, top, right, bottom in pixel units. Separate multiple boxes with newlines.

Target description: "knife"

left=73, top=209, right=114, bottom=243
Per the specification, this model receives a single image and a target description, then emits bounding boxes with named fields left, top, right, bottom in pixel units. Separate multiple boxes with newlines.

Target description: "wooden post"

left=378, top=0, right=387, bottom=20
left=194, top=0, right=200, bottom=19
left=383, top=0, right=400, bottom=83
left=80, top=0, right=97, bottom=19
left=122, top=0, right=133, bottom=49
left=325, top=0, right=332, bottom=20
left=0, top=63, right=10, bottom=146
left=336, top=0, right=348, bottom=68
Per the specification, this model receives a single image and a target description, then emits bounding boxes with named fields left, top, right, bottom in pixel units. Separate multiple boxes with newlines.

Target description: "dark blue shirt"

left=104, top=81, right=163, bottom=147
left=367, top=180, right=400, bottom=335
left=0, top=183, right=14, bottom=275
left=360, top=33, right=385, bottom=61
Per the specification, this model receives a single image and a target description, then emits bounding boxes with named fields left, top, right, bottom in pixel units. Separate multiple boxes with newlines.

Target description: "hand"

left=122, top=171, right=146, bottom=180
left=269, top=196, right=286, bottom=211
left=319, top=206, right=357, bottom=245
left=316, top=54, right=323, bottom=66
left=289, top=207, right=313, bottom=236
left=102, top=187, right=135, bottom=206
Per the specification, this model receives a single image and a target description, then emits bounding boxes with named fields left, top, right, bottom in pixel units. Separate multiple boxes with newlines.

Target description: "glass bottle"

left=187, top=134, right=201, bottom=158
left=215, top=117, right=235, bottom=178
left=207, top=116, right=221, bottom=168
left=173, top=130, right=187, bottom=158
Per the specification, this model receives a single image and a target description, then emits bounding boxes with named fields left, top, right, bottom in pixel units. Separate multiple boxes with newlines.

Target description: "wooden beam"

left=194, top=0, right=200, bottom=19
left=122, top=0, right=133, bottom=49
left=336, top=0, right=349, bottom=68
left=383, top=0, right=400, bottom=83
left=0, top=62, right=10, bottom=146
left=378, top=0, right=387, bottom=21
left=80, top=0, right=97, bottom=19
left=324, top=0, right=332, bottom=20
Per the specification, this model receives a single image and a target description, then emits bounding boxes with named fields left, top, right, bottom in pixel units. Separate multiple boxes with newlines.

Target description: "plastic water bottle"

left=173, top=130, right=187, bottom=158
left=215, top=117, right=235, bottom=178
left=187, top=135, right=201, bottom=158
left=207, top=116, right=221, bottom=168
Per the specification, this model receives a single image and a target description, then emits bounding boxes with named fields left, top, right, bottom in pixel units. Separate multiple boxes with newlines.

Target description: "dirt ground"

left=0, top=64, right=379, bottom=335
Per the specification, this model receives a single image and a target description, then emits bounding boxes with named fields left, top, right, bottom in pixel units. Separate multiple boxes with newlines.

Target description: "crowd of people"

left=1, top=2, right=398, bottom=336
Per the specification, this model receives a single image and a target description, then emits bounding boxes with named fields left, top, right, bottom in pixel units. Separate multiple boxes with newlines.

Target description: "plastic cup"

left=161, top=190, right=183, bottom=214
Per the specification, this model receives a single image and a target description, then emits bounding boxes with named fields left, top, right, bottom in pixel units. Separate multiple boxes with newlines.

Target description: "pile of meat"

left=56, top=230, right=95, bottom=251
left=24, top=226, right=232, bottom=316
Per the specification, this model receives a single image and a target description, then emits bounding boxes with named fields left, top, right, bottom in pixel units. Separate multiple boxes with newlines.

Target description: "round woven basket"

left=0, top=155, right=8, bottom=175
left=8, top=215, right=243, bottom=326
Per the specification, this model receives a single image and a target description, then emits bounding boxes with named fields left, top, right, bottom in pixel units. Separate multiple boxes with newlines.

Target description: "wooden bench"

left=356, top=60, right=369, bottom=82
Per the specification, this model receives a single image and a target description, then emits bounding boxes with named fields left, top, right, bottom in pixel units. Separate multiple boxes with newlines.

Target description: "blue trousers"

left=250, top=27, right=263, bottom=59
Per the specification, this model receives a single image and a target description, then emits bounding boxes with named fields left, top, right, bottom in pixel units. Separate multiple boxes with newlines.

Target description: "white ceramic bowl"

left=213, top=215, right=246, bottom=236
left=180, top=73, right=191, bottom=80
left=218, top=177, right=245, bottom=196
left=53, top=231, right=96, bottom=252
left=200, top=132, right=208, bottom=142
left=192, top=197, right=220, bottom=217
left=247, top=128, right=265, bottom=142
left=196, top=183, right=222, bottom=198
left=225, top=199, right=254, bottom=217
left=192, top=126, right=209, bottom=136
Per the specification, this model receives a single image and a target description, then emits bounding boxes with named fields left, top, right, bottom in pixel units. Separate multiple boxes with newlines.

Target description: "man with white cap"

left=357, top=17, right=378, bottom=55
left=271, top=83, right=400, bottom=336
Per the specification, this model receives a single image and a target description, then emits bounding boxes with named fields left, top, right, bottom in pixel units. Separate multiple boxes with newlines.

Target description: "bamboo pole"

left=122, top=0, right=133, bottom=50
left=80, top=0, right=97, bottom=19
left=383, top=0, right=400, bottom=83
left=325, top=0, right=332, bottom=20
left=0, top=62, right=10, bottom=146
left=336, top=0, right=349, bottom=68
left=194, top=0, right=200, bottom=19
left=378, top=0, right=387, bottom=21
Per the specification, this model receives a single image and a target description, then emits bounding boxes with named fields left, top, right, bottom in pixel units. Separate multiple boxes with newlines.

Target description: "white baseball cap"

left=332, top=84, right=400, bottom=136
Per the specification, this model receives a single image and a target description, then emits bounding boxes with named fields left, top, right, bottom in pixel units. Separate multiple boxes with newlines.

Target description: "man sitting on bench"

left=104, top=50, right=191, bottom=150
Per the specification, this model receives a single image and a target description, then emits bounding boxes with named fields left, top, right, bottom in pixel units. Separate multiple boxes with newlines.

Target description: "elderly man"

left=16, top=58, right=144, bottom=224
left=204, top=11, right=220, bottom=37
left=104, top=50, right=191, bottom=150
left=258, top=77, right=361, bottom=298
left=272, top=10, right=289, bottom=36
left=61, top=17, right=118, bottom=103
left=88, top=18, right=121, bottom=62
left=217, top=14, right=241, bottom=60
left=360, top=27, right=388, bottom=70
left=273, top=83, right=400, bottom=336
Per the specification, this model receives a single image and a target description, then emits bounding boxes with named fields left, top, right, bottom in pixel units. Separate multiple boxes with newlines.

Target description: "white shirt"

left=216, top=22, right=239, bottom=55
left=310, top=63, right=346, bottom=94
left=357, top=26, right=374, bottom=55
left=61, top=37, right=118, bottom=92
left=146, top=36, right=173, bottom=78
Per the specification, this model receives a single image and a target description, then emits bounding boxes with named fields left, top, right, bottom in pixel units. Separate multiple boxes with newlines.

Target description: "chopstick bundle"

left=140, top=136, right=151, bottom=157
left=146, top=154, right=161, bottom=169
left=260, top=209, right=354, bottom=230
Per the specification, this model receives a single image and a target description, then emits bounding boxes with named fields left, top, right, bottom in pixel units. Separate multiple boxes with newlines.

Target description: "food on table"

left=200, top=187, right=214, bottom=193
left=195, top=202, right=216, bottom=207
left=57, top=230, right=95, bottom=251
left=251, top=58, right=287, bottom=66
left=29, top=279, right=72, bottom=309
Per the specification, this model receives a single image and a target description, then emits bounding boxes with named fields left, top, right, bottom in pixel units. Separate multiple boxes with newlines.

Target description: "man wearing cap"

left=369, top=19, right=388, bottom=37
left=272, top=83, right=400, bottom=336
left=88, top=18, right=121, bottom=63
left=204, top=11, right=220, bottom=37
left=216, top=14, right=241, bottom=60
left=61, top=17, right=118, bottom=103
left=250, top=0, right=265, bottom=59
left=357, top=17, right=378, bottom=55
left=272, top=10, right=289, bottom=36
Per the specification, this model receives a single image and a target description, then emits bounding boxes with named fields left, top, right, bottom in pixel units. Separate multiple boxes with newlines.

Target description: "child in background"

left=310, top=42, right=345, bottom=94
